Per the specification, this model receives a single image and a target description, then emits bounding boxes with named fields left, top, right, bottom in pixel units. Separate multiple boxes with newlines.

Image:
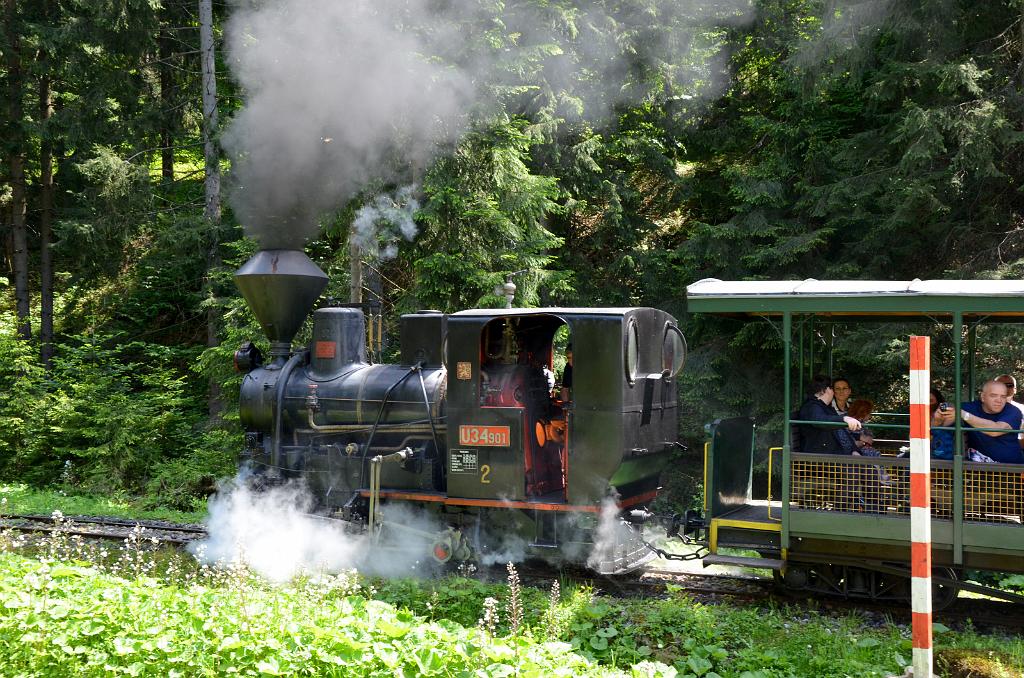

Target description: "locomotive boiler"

left=233, top=249, right=687, bottom=573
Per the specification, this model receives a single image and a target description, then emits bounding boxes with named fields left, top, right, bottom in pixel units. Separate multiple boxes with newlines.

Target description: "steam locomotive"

left=233, top=249, right=687, bottom=574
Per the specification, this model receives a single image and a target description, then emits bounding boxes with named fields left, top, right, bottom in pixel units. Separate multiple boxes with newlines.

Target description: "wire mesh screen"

left=963, top=464, right=1024, bottom=524
left=790, top=454, right=1024, bottom=523
left=790, top=454, right=952, bottom=518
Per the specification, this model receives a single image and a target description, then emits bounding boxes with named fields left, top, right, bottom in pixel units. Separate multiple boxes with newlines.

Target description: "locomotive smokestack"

left=234, top=249, right=328, bottom=357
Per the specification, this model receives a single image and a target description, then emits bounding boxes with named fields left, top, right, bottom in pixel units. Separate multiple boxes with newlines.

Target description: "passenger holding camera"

left=929, top=388, right=955, bottom=460
left=961, top=379, right=1024, bottom=464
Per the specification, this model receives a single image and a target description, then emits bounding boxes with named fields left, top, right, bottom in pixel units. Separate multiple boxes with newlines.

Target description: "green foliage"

left=7, top=0, right=1024, bottom=509
left=0, top=520, right=1022, bottom=678
left=0, top=484, right=204, bottom=524
left=411, top=118, right=566, bottom=311
left=0, top=553, right=662, bottom=677
left=0, top=322, right=202, bottom=492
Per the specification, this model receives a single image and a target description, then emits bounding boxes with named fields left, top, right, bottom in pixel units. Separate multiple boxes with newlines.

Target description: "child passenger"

left=846, top=399, right=880, bottom=456
left=846, top=399, right=891, bottom=486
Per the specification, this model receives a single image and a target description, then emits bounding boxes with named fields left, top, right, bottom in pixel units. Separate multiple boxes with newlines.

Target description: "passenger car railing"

left=962, top=464, right=1024, bottom=524
left=788, top=453, right=1024, bottom=524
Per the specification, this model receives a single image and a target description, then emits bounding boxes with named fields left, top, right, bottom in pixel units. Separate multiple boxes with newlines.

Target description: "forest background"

left=2, top=0, right=1024, bottom=510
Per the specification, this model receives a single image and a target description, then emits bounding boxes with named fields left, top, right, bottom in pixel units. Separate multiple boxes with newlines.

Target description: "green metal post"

left=967, top=322, right=977, bottom=396
left=797, top=316, right=804, bottom=403
left=953, top=312, right=964, bottom=565
left=808, top=315, right=815, bottom=381
left=828, top=324, right=835, bottom=378
left=782, top=312, right=792, bottom=551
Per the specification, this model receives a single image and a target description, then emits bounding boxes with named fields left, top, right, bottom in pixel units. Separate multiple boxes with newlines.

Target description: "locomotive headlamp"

left=233, top=341, right=263, bottom=372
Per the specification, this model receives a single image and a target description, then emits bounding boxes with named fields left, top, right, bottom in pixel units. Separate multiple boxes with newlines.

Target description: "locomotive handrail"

left=272, top=350, right=307, bottom=473
left=360, top=365, right=420, bottom=489
left=415, top=364, right=442, bottom=461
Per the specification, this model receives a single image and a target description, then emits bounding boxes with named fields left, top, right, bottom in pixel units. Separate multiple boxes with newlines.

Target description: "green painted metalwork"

left=953, top=312, right=964, bottom=564
left=967, top=323, right=977, bottom=396
left=687, top=294, right=1024, bottom=316
left=962, top=522, right=1024, bottom=551
left=782, top=312, right=792, bottom=550
left=689, top=282, right=1024, bottom=575
left=790, top=511, right=955, bottom=544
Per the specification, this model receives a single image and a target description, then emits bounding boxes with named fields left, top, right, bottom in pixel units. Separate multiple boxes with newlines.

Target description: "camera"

left=939, top=402, right=950, bottom=412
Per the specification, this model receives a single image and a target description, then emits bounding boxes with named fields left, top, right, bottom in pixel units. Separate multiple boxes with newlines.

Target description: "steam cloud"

left=222, top=0, right=753, bottom=249
left=586, top=495, right=648, bottom=575
left=191, top=473, right=448, bottom=581
left=351, top=186, right=420, bottom=261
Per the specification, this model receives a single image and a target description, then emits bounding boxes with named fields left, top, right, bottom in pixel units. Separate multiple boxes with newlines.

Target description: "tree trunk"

left=350, top=239, right=363, bottom=303
left=3, top=204, right=11, bottom=279
left=159, top=25, right=174, bottom=181
left=39, top=27, right=55, bottom=366
left=6, top=0, right=31, bottom=340
left=1020, top=5, right=1024, bottom=91
left=37, top=0, right=55, bottom=366
left=199, top=0, right=223, bottom=419
left=199, top=0, right=220, bottom=222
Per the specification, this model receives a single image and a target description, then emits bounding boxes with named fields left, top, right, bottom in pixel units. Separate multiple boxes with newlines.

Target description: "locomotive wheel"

left=930, top=567, right=960, bottom=611
left=774, top=563, right=811, bottom=591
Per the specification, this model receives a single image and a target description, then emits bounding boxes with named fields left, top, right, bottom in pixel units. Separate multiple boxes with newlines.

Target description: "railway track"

left=0, top=513, right=207, bottom=545
left=1, top=512, right=1020, bottom=631
left=512, top=561, right=1024, bottom=633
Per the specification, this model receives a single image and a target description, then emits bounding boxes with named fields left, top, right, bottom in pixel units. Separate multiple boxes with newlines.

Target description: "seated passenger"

left=846, top=398, right=891, bottom=492
left=797, top=375, right=862, bottom=454
left=961, top=379, right=1024, bottom=464
left=831, top=377, right=853, bottom=415
left=930, top=388, right=955, bottom=460
left=846, top=399, right=880, bottom=457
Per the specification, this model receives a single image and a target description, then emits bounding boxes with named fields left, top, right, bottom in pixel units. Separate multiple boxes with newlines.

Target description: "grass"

left=0, top=551, right=652, bottom=677
left=0, top=484, right=205, bottom=523
left=0, top=517, right=1022, bottom=678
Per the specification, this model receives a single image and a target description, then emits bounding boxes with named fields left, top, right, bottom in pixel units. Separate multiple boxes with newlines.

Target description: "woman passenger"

left=832, top=377, right=853, bottom=415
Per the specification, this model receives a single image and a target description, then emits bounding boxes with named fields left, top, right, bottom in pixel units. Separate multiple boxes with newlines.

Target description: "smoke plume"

left=222, top=0, right=752, bottom=249
left=222, top=0, right=475, bottom=248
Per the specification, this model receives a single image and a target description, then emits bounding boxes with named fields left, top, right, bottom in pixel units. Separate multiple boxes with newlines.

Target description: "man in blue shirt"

left=961, top=379, right=1024, bottom=463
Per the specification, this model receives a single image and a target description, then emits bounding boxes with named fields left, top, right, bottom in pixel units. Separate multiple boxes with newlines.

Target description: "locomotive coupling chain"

left=624, top=508, right=705, bottom=538
left=625, top=508, right=708, bottom=561
left=642, top=538, right=709, bottom=562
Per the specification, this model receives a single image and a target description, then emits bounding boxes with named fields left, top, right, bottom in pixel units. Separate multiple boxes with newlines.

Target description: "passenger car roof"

left=686, top=279, right=1024, bottom=319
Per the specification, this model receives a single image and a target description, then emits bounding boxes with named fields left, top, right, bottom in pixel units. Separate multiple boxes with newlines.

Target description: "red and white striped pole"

left=909, top=336, right=933, bottom=678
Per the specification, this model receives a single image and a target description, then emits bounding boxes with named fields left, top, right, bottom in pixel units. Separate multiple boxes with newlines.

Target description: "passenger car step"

left=703, top=555, right=783, bottom=571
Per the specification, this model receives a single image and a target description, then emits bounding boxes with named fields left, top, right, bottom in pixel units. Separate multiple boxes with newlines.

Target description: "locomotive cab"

left=445, top=308, right=683, bottom=507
